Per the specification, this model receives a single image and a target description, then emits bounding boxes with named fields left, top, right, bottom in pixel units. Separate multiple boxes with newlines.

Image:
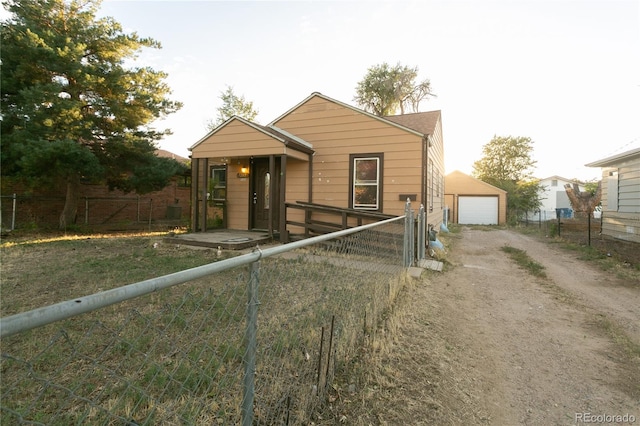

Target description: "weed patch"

left=500, top=246, right=547, bottom=278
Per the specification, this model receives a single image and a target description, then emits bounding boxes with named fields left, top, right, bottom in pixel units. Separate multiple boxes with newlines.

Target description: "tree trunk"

left=59, top=177, right=80, bottom=230
left=564, top=182, right=602, bottom=219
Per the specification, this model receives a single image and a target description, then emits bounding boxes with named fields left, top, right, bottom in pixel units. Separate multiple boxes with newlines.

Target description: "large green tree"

left=354, top=62, right=434, bottom=116
left=1, top=0, right=184, bottom=229
left=472, top=135, right=542, bottom=223
left=206, top=85, right=259, bottom=131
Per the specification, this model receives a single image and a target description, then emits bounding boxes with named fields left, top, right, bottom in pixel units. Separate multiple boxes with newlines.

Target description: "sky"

left=78, top=1, right=640, bottom=180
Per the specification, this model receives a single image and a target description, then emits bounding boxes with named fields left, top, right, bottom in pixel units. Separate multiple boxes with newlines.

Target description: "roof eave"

left=190, top=115, right=314, bottom=156
left=189, top=115, right=287, bottom=152
left=585, top=147, right=640, bottom=167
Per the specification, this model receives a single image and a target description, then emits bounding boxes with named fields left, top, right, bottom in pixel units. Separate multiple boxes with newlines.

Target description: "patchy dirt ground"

left=341, top=227, right=639, bottom=425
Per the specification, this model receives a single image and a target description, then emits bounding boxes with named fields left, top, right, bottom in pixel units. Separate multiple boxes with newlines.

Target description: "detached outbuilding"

left=586, top=147, right=640, bottom=243
left=444, top=170, right=507, bottom=225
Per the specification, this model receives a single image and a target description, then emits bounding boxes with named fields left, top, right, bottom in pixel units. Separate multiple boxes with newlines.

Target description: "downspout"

left=422, top=135, right=429, bottom=253
left=422, top=135, right=429, bottom=220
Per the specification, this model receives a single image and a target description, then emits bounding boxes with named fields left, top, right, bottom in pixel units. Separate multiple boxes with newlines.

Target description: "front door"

left=251, top=158, right=280, bottom=231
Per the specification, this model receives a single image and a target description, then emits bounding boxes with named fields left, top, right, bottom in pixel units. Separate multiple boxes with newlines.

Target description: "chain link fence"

left=518, top=210, right=640, bottom=267
left=0, top=193, right=186, bottom=232
left=1, top=205, right=420, bottom=424
left=519, top=210, right=602, bottom=244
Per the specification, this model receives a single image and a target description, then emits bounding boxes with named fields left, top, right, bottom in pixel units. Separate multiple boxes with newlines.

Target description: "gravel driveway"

left=350, top=227, right=639, bottom=425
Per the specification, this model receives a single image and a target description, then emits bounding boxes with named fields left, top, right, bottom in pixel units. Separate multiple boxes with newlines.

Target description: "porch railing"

left=284, top=201, right=397, bottom=240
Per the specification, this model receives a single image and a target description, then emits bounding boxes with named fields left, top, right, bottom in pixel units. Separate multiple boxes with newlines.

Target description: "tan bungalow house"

left=189, top=92, right=445, bottom=242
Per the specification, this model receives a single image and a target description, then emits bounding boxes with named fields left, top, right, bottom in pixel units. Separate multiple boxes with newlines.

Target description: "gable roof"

left=269, top=92, right=432, bottom=138
left=585, top=147, right=640, bottom=168
left=189, top=115, right=314, bottom=154
left=384, top=111, right=441, bottom=136
left=445, top=170, right=508, bottom=194
left=539, top=175, right=583, bottom=184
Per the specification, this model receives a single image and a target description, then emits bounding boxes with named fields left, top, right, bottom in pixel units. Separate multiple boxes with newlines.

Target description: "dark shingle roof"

left=384, top=110, right=441, bottom=136
left=156, top=149, right=189, bottom=164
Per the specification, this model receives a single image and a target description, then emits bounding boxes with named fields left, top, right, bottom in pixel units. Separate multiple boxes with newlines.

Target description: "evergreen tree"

left=1, top=0, right=183, bottom=229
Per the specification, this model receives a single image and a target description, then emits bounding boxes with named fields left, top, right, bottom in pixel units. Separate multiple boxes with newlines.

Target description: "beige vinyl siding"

left=619, top=167, right=640, bottom=213
left=427, top=116, right=445, bottom=229
left=601, top=167, right=617, bottom=211
left=284, top=159, right=310, bottom=234
left=601, top=212, right=640, bottom=243
left=225, top=163, right=249, bottom=229
left=598, top=158, right=640, bottom=243
left=192, top=120, right=291, bottom=159
left=274, top=96, right=424, bottom=217
left=283, top=148, right=309, bottom=161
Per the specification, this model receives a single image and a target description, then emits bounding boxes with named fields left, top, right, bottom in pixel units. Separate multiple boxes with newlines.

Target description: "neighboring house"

left=530, top=175, right=585, bottom=220
left=444, top=170, right=507, bottom=225
left=156, top=149, right=190, bottom=165
left=585, top=147, right=640, bottom=243
left=189, top=92, right=445, bottom=242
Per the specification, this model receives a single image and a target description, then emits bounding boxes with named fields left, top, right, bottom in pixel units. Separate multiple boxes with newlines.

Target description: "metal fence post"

left=11, top=193, right=17, bottom=230
left=148, top=199, right=153, bottom=231
left=409, top=208, right=414, bottom=266
left=403, top=200, right=409, bottom=267
left=403, top=199, right=414, bottom=267
left=417, top=204, right=425, bottom=261
left=587, top=211, right=591, bottom=246
left=242, top=260, right=259, bottom=426
left=85, top=197, right=89, bottom=225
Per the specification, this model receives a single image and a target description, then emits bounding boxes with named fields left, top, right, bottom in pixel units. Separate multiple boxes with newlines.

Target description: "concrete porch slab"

left=163, top=230, right=273, bottom=250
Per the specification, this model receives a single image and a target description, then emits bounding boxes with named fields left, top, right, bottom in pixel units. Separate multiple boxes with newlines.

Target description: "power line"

left=603, top=136, right=640, bottom=157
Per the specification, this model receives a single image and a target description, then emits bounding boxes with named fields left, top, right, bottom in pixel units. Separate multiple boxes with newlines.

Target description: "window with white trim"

left=350, top=154, right=382, bottom=210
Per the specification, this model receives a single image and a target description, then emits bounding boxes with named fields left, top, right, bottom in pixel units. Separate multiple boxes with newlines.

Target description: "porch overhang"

left=191, top=146, right=310, bottom=162
left=189, top=115, right=314, bottom=161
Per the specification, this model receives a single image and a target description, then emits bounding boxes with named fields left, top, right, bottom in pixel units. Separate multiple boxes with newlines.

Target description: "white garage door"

left=458, top=196, right=498, bottom=225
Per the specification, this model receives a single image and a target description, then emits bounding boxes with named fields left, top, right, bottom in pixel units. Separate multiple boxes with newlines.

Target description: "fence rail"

left=285, top=201, right=397, bottom=239
left=0, top=193, right=186, bottom=232
left=1, top=201, right=429, bottom=424
left=519, top=211, right=602, bottom=246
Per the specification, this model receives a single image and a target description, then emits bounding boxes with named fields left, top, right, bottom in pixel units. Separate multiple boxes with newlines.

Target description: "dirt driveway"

left=348, top=227, right=639, bottom=425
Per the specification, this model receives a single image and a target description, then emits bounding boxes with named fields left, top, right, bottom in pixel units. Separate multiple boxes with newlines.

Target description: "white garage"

left=445, top=171, right=508, bottom=225
left=458, top=196, right=499, bottom=225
